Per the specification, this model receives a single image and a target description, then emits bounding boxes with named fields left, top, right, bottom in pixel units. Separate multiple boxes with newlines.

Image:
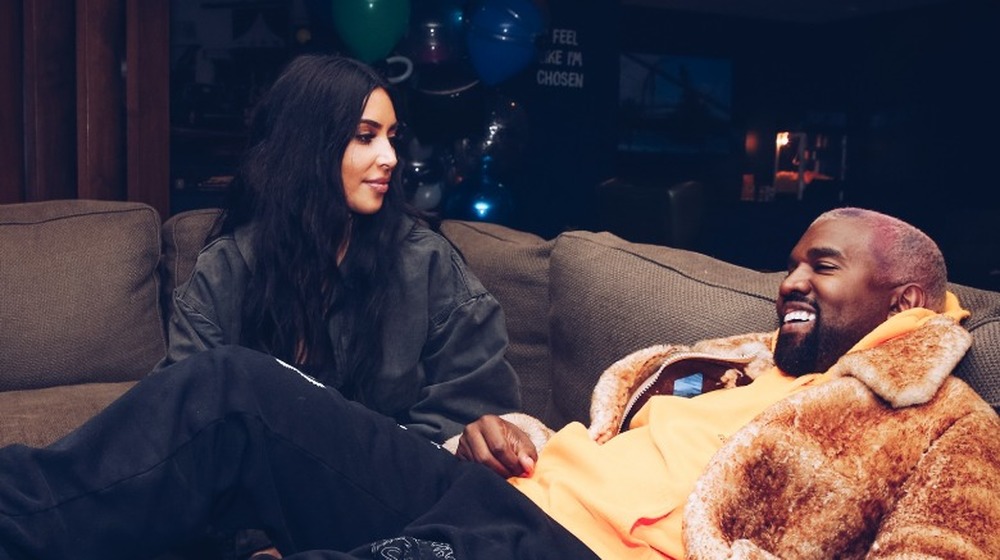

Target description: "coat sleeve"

left=154, top=238, right=247, bottom=371
left=156, top=289, right=227, bottom=370
left=868, top=403, right=1000, bottom=558
left=392, top=232, right=523, bottom=442
left=403, top=285, right=523, bottom=442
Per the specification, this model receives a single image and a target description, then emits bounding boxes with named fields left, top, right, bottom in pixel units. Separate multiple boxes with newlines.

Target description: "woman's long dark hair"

left=218, top=54, right=409, bottom=403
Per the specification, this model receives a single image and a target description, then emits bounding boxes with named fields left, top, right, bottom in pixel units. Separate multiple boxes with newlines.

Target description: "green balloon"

left=332, top=0, right=411, bottom=63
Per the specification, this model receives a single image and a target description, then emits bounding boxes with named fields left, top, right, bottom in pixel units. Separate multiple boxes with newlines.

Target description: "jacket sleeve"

left=154, top=238, right=247, bottom=371
left=868, top=404, right=1000, bottom=558
left=402, top=285, right=523, bottom=442
left=156, top=289, right=226, bottom=370
left=386, top=230, right=523, bottom=443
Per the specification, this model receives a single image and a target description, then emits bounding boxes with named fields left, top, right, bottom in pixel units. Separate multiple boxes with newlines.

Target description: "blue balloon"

left=466, top=0, right=545, bottom=85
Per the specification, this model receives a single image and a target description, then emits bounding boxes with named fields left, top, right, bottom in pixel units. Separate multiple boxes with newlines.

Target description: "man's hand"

left=455, top=414, right=538, bottom=478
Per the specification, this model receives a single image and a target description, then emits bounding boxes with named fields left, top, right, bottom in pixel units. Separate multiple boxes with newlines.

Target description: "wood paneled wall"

left=77, top=0, right=125, bottom=201
left=125, top=0, right=169, bottom=216
left=23, top=0, right=78, bottom=202
left=0, top=1, right=25, bottom=205
left=0, top=0, right=169, bottom=217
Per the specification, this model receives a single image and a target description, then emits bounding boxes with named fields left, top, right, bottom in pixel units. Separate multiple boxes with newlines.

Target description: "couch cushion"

left=440, top=220, right=554, bottom=419
left=547, top=231, right=782, bottom=427
left=949, top=283, right=1000, bottom=412
left=160, top=207, right=222, bottom=322
left=0, top=200, right=165, bottom=390
left=0, top=381, right=136, bottom=448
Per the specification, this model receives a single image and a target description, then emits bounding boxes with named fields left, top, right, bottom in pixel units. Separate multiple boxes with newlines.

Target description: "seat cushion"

left=0, top=200, right=165, bottom=391
left=0, top=381, right=137, bottom=447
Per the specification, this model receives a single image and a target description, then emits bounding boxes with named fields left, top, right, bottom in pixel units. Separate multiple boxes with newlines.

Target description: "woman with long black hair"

left=158, top=54, right=525, bottom=559
left=161, top=55, right=519, bottom=444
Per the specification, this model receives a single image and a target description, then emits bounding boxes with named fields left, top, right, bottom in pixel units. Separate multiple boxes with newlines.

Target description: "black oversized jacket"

left=157, top=217, right=521, bottom=443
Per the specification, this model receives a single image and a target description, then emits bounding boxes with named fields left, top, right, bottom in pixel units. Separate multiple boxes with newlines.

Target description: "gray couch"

left=2, top=198, right=999, bottom=451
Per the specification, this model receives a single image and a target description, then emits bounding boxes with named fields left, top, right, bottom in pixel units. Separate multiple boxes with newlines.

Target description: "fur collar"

left=588, top=315, right=971, bottom=442
left=827, top=314, right=970, bottom=408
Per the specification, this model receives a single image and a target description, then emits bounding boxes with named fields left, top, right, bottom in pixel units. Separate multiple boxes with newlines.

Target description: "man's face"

left=773, top=217, right=895, bottom=375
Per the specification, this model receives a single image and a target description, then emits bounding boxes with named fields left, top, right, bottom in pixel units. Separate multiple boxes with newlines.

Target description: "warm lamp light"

left=767, top=125, right=846, bottom=203
left=744, top=131, right=759, bottom=156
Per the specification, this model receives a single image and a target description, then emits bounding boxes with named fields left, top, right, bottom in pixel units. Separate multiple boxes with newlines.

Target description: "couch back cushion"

left=546, top=231, right=786, bottom=427
left=949, top=283, right=1000, bottom=412
left=440, top=220, right=554, bottom=419
left=0, top=200, right=165, bottom=390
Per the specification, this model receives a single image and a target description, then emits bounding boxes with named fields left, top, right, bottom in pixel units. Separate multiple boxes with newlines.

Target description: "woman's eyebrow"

left=358, top=118, right=398, bottom=132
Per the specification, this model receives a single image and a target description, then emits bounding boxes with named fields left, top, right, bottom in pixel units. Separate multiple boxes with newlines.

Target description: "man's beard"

left=773, top=316, right=859, bottom=376
left=773, top=326, right=820, bottom=376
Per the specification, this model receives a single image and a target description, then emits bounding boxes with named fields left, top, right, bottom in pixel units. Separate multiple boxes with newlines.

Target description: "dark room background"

left=163, top=0, right=999, bottom=291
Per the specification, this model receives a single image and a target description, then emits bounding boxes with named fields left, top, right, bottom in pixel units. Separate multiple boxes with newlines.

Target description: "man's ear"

left=889, top=283, right=927, bottom=315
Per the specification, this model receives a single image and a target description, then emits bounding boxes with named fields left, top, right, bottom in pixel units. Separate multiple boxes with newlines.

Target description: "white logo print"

left=273, top=358, right=325, bottom=388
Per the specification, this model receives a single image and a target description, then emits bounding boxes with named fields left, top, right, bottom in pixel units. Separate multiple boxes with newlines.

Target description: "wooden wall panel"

left=22, top=0, right=77, bottom=201
left=126, top=0, right=170, bottom=218
left=76, top=0, right=125, bottom=200
left=0, top=0, right=25, bottom=204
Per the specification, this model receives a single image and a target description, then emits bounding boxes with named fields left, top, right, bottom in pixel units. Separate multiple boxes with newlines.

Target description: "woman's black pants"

left=0, top=346, right=595, bottom=560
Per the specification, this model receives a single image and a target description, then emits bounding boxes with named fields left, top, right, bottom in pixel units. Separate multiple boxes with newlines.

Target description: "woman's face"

left=341, top=87, right=399, bottom=215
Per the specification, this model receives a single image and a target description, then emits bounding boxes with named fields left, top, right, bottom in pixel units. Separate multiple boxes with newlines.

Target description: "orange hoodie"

left=509, top=295, right=968, bottom=559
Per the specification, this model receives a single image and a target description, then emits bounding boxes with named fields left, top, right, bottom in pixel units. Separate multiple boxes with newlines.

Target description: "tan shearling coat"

left=587, top=315, right=1000, bottom=559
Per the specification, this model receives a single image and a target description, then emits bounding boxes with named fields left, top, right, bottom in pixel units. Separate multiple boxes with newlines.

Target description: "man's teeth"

left=783, top=310, right=816, bottom=324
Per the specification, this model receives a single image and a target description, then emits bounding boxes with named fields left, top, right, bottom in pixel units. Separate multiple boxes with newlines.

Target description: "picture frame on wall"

left=617, top=53, right=732, bottom=154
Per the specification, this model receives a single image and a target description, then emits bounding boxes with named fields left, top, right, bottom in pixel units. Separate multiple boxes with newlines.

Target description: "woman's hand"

left=455, top=414, right=538, bottom=478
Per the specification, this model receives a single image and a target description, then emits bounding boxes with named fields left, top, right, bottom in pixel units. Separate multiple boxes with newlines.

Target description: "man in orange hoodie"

left=1, top=208, right=998, bottom=560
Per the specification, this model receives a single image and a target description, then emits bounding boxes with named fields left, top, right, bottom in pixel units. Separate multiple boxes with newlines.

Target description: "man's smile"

left=778, top=299, right=818, bottom=335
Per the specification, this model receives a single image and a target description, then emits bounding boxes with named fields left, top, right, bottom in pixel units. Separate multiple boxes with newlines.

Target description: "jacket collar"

left=826, top=314, right=971, bottom=408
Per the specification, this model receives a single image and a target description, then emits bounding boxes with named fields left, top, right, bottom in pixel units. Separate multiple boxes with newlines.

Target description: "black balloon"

left=401, top=0, right=481, bottom=95
left=401, top=0, right=468, bottom=65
